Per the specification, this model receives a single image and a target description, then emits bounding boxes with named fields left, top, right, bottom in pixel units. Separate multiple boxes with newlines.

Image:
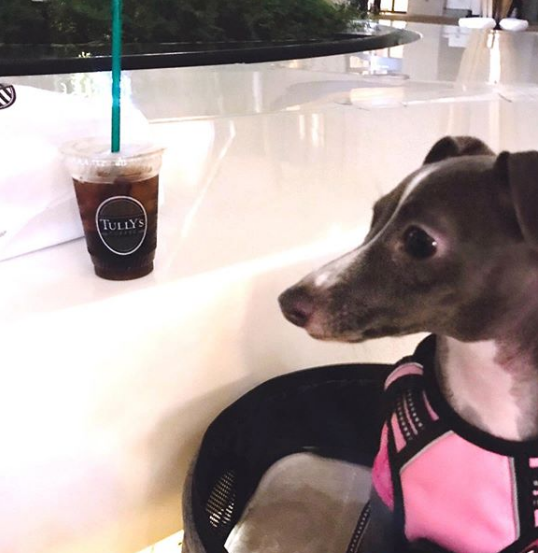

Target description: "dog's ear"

left=495, top=151, right=538, bottom=250
left=423, top=136, right=494, bottom=164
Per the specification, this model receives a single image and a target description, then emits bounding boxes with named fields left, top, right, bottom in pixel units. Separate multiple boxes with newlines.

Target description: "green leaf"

left=1, top=0, right=360, bottom=45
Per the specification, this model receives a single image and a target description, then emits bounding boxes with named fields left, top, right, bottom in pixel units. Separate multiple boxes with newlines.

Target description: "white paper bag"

left=0, top=84, right=149, bottom=261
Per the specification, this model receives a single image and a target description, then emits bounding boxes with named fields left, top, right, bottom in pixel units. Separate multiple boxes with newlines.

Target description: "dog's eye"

left=403, top=226, right=437, bottom=259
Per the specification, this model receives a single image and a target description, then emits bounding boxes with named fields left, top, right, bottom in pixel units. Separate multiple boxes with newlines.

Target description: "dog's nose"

left=278, top=286, right=315, bottom=328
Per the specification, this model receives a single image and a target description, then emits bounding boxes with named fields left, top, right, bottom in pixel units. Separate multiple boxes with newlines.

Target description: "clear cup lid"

left=61, top=137, right=165, bottom=182
left=61, top=137, right=164, bottom=160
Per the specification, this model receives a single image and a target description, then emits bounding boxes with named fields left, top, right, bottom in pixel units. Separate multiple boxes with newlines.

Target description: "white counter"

left=2, top=23, right=538, bottom=553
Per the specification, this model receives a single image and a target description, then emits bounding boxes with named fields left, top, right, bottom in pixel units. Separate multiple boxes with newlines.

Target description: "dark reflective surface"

left=0, top=26, right=420, bottom=76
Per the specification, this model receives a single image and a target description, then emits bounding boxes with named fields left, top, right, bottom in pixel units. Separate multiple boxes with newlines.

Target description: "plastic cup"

left=62, top=138, right=165, bottom=280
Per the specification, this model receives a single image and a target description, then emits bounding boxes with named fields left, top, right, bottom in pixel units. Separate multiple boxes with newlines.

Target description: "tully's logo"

left=0, top=84, right=16, bottom=110
left=96, top=196, right=147, bottom=255
left=100, top=218, right=145, bottom=232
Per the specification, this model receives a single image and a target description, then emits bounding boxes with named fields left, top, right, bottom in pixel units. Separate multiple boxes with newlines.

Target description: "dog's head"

left=279, top=136, right=538, bottom=343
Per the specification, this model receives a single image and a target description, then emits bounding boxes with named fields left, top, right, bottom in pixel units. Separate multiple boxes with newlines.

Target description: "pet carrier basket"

left=182, top=362, right=392, bottom=553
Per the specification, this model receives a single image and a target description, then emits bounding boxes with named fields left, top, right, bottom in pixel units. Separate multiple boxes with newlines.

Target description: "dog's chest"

left=438, top=339, right=535, bottom=441
left=441, top=359, right=523, bottom=441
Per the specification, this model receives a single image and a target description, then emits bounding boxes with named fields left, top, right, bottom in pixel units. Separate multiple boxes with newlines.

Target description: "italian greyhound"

left=279, top=136, right=538, bottom=553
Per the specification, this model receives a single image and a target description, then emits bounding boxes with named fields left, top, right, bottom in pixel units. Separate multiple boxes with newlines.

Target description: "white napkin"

left=499, top=18, right=529, bottom=31
left=458, top=16, right=496, bottom=28
left=0, top=84, right=149, bottom=261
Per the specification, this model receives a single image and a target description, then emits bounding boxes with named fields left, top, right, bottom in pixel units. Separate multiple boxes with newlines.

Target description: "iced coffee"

left=62, top=139, right=164, bottom=280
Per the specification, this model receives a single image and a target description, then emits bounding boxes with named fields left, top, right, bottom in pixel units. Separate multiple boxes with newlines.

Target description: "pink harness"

left=372, top=336, right=538, bottom=553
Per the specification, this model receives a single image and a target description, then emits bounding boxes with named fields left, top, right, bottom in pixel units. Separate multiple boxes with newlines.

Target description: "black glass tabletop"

left=0, top=25, right=419, bottom=76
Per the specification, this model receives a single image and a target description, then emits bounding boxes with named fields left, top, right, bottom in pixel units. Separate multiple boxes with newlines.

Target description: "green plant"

left=0, top=0, right=360, bottom=45
left=47, top=0, right=110, bottom=43
left=0, top=0, right=50, bottom=43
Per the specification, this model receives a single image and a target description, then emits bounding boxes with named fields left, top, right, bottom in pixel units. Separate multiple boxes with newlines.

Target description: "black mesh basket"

left=182, top=362, right=392, bottom=553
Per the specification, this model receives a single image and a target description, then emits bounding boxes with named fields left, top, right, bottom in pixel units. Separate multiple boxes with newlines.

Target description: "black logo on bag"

left=0, top=84, right=16, bottom=110
left=96, top=196, right=147, bottom=255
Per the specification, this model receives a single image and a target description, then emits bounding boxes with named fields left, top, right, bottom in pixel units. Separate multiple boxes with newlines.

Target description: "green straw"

left=111, top=0, right=123, bottom=153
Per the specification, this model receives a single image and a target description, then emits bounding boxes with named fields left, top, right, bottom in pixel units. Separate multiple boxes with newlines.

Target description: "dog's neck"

left=435, top=335, right=538, bottom=441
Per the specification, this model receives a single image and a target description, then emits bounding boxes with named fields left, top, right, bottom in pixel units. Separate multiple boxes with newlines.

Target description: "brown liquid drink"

left=63, top=139, right=164, bottom=280
left=73, top=175, right=159, bottom=279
